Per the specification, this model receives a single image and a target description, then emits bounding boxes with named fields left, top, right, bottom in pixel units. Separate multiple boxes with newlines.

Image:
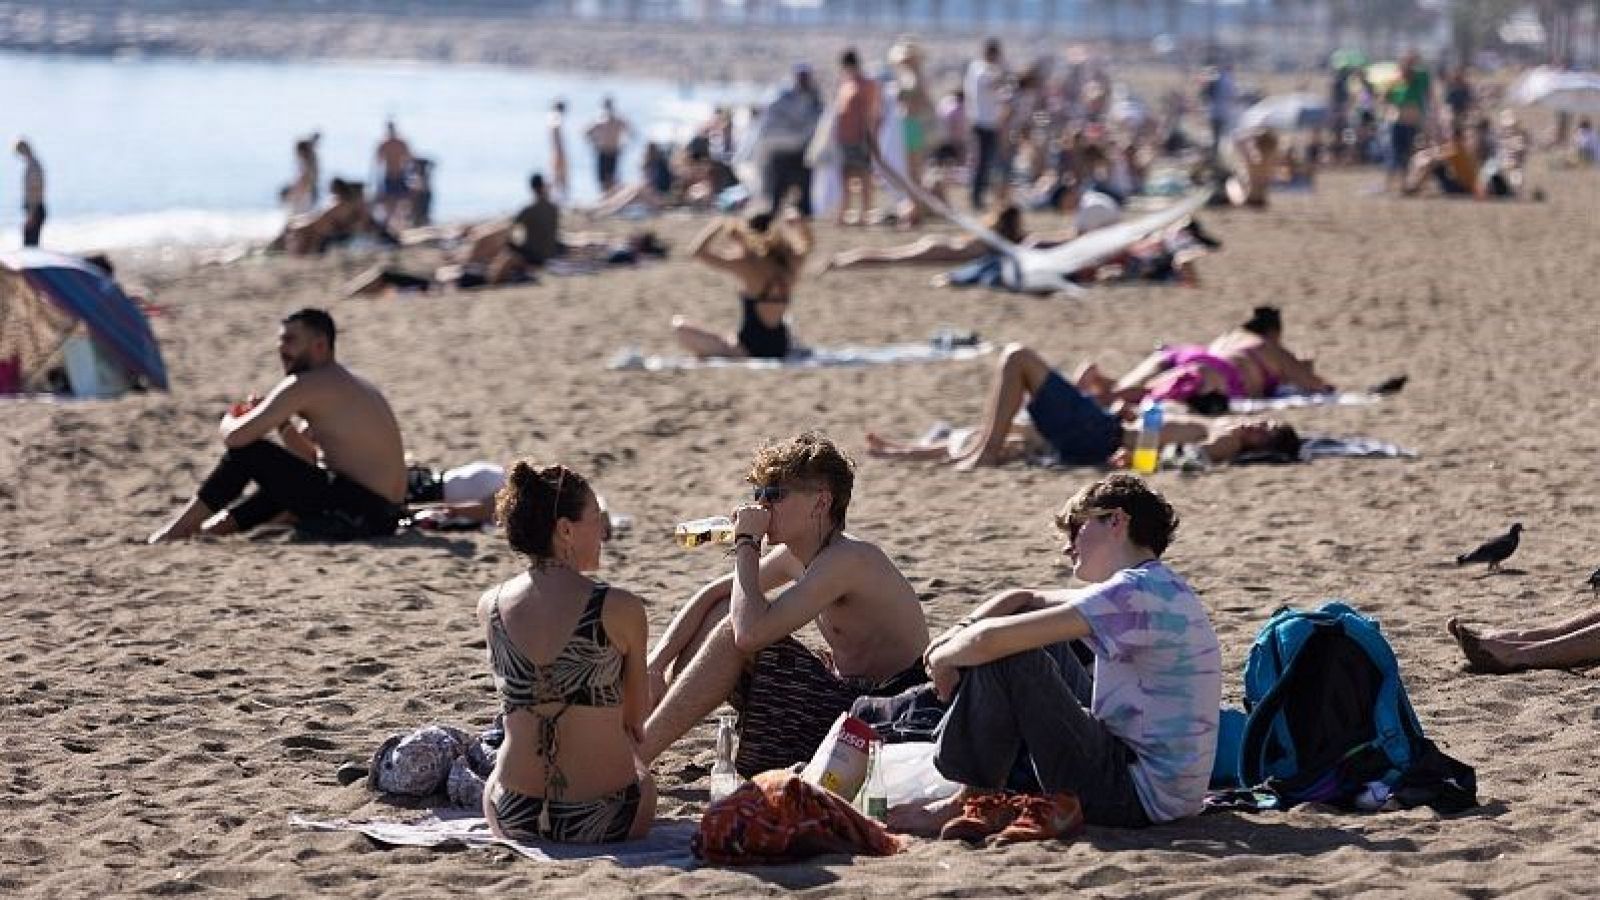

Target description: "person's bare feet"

left=146, top=525, right=182, bottom=544
left=1448, top=616, right=1519, bottom=673
left=886, top=789, right=968, bottom=837
left=864, top=432, right=948, bottom=461
left=147, top=500, right=214, bottom=543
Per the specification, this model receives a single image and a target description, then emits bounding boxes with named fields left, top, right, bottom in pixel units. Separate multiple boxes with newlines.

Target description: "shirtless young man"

left=586, top=97, right=633, bottom=194
left=638, top=432, right=929, bottom=776
left=374, top=120, right=415, bottom=226
left=832, top=49, right=882, bottom=226
left=148, top=309, right=407, bottom=543
left=866, top=343, right=1303, bottom=471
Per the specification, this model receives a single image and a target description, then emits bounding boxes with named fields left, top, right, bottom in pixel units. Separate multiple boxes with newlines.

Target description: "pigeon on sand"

left=1455, top=523, right=1522, bottom=572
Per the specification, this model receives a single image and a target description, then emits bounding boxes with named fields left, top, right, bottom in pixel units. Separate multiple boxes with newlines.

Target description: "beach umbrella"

left=0, top=249, right=168, bottom=392
left=1238, top=93, right=1329, bottom=132
left=1329, top=49, right=1368, bottom=71
left=1508, top=68, right=1600, bottom=114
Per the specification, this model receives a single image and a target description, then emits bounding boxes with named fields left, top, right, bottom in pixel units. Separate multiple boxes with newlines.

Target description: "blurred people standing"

left=550, top=100, right=570, bottom=201
left=15, top=139, right=44, bottom=247
left=889, top=37, right=935, bottom=225
left=1384, top=51, right=1431, bottom=192
left=586, top=97, right=633, bottom=194
left=935, top=88, right=968, bottom=169
left=832, top=49, right=881, bottom=226
left=284, top=133, right=321, bottom=214
left=965, top=38, right=1006, bottom=210
left=1200, top=62, right=1235, bottom=161
left=763, top=64, right=824, bottom=218
left=1444, top=65, right=1474, bottom=126
left=374, top=120, right=415, bottom=226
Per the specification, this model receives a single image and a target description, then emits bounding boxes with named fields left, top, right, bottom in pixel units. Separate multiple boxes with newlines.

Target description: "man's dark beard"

left=282, top=354, right=312, bottom=375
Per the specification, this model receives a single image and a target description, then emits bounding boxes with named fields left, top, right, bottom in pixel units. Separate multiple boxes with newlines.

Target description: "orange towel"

left=692, top=770, right=905, bottom=864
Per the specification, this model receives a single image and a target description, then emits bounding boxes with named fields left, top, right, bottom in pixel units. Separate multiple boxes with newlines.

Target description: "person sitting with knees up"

left=638, top=431, right=929, bottom=777
left=890, top=474, right=1219, bottom=843
left=148, top=308, right=407, bottom=542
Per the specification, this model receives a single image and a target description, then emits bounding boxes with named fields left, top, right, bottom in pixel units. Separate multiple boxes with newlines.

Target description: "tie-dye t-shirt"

left=1072, top=560, right=1221, bottom=822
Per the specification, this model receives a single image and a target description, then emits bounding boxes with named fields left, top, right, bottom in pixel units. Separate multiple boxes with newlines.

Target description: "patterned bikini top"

left=488, top=581, right=624, bottom=711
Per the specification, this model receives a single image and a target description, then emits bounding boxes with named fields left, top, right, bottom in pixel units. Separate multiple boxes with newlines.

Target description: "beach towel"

left=289, top=810, right=699, bottom=867
left=1230, top=435, right=1418, bottom=466
left=1228, top=391, right=1385, bottom=413
left=692, top=771, right=903, bottom=865
left=608, top=341, right=993, bottom=372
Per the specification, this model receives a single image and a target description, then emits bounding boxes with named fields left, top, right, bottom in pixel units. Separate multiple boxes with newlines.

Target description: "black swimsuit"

left=737, top=293, right=791, bottom=359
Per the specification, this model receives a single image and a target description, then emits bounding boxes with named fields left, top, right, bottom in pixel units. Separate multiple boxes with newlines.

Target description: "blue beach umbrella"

left=0, top=248, right=168, bottom=391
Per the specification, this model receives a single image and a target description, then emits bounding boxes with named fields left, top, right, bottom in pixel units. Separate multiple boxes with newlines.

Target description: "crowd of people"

left=122, top=38, right=1600, bottom=857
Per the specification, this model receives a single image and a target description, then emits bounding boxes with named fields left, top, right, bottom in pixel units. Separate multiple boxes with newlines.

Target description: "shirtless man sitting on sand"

left=148, top=308, right=407, bottom=542
left=638, top=431, right=930, bottom=776
left=866, top=343, right=1302, bottom=470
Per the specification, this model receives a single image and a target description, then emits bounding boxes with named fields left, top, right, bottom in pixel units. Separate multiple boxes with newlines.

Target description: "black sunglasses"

left=1055, top=508, right=1116, bottom=542
left=752, top=484, right=789, bottom=503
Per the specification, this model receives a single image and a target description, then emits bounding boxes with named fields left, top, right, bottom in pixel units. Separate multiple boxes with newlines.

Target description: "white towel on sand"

left=608, top=342, right=992, bottom=371
left=290, top=810, right=699, bottom=866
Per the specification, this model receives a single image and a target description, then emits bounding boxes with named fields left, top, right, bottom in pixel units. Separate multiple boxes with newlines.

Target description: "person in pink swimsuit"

left=1079, top=307, right=1335, bottom=414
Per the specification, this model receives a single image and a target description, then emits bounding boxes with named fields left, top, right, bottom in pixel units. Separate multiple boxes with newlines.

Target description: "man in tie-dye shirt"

left=893, top=474, right=1221, bottom=843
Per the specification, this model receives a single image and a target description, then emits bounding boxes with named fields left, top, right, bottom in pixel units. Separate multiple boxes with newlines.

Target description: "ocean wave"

left=0, top=209, right=288, bottom=254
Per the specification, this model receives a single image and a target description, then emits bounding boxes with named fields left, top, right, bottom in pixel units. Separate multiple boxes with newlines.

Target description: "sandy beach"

left=5, top=80, right=1600, bottom=898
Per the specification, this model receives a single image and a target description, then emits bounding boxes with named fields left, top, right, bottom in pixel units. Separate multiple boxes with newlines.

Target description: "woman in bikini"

left=1080, top=306, right=1335, bottom=413
left=673, top=210, right=812, bottom=359
left=479, top=462, right=656, bottom=843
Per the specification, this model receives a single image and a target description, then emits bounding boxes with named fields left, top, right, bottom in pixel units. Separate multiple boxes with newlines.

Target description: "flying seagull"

left=1456, top=523, right=1523, bottom=572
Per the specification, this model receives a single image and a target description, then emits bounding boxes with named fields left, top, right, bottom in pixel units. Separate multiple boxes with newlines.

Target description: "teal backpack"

left=1212, top=601, right=1477, bottom=812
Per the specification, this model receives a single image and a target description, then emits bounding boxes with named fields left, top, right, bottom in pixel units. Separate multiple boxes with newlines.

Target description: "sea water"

left=0, top=52, right=758, bottom=251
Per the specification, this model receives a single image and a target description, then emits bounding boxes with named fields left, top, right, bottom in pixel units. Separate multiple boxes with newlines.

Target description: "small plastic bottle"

left=860, top=740, right=889, bottom=821
left=1130, top=401, right=1163, bottom=475
left=709, top=713, right=740, bottom=802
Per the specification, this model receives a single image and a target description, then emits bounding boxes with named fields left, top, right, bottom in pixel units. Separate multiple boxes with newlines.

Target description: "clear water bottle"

left=675, top=515, right=736, bottom=548
left=859, top=739, right=889, bottom=821
left=1130, top=400, right=1163, bottom=475
left=709, top=713, right=740, bottom=802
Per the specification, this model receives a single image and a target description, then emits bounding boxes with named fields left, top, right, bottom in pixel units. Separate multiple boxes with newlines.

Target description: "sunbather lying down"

left=342, top=231, right=668, bottom=298
left=822, top=205, right=1067, bottom=271
left=1075, top=306, right=1333, bottom=414
left=1448, top=609, right=1600, bottom=674
left=930, top=216, right=1219, bottom=290
left=865, top=343, right=1300, bottom=471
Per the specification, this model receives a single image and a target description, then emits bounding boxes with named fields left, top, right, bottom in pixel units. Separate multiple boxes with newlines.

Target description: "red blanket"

left=692, top=771, right=905, bottom=864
